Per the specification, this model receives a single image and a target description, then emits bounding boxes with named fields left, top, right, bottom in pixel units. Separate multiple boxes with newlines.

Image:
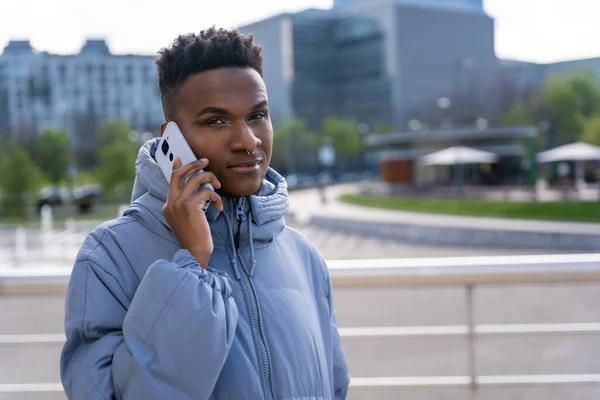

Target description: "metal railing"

left=2, top=253, right=600, bottom=398
left=328, top=253, right=600, bottom=399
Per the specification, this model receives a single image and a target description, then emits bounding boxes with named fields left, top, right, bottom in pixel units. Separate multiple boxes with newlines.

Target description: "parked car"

left=37, top=186, right=71, bottom=210
left=72, top=184, right=102, bottom=214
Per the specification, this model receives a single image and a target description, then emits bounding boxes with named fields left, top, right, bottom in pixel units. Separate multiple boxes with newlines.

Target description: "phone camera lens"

left=161, top=140, right=169, bottom=156
left=169, top=153, right=174, bottom=162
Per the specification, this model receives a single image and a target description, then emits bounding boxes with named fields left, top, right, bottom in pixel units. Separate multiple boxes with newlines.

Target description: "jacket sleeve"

left=327, top=271, right=350, bottom=399
left=60, top=249, right=238, bottom=400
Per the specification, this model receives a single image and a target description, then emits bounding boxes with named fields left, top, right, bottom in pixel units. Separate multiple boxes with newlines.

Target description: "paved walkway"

left=288, top=183, right=600, bottom=235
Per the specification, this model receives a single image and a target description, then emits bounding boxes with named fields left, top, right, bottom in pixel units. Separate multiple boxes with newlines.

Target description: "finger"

left=168, top=158, right=208, bottom=201
left=187, top=186, right=218, bottom=211
left=172, top=157, right=182, bottom=171
left=180, top=171, right=221, bottom=198
left=209, top=191, right=224, bottom=212
left=200, top=188, right=224, bottom=213
left=172, top=158, right=209, bottom=187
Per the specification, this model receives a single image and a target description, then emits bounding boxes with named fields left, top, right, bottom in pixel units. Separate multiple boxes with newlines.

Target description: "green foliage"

left=341, top=194, right=600, bottom=222
left=0, top=145, right=41, bottom=216
left=498, top=102, right=533, bottom=126
left=542, top=77, right=588, bottom=144
left=319, top=116, right=361, bottom=157
left=581, top=116, right=600, bottom=146
left=500, top=71, right=600, bottom=146
left=97, top=120, right=134, bottom=148
left=95, top=141, right=137, bottom=201
left=93, top=120, right=138, bottom=200
left=374, top=123, right=395, bottom=134
left=272, top=119, right=320, bottom=174
left=37, top=128, right=71, bottom=184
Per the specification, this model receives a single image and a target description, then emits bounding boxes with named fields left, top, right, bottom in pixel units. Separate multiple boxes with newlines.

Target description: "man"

left=60, top=27, right=350, bottom=400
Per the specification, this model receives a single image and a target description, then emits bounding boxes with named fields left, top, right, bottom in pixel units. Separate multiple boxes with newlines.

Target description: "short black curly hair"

left=156, top=27, right=264, bottom=120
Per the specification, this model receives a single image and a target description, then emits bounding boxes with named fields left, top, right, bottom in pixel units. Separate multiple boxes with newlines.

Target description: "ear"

left=160, top=122, right=168, bottom=137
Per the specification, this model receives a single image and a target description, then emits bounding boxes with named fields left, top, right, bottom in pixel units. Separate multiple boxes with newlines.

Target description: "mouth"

left=228, top=159, right=263, bottom=173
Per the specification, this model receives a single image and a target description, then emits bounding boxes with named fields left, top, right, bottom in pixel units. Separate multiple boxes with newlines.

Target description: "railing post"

left=466, top=284, right=477, bottom=400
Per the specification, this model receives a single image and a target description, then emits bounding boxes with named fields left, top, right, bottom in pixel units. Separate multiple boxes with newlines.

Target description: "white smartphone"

left=155, top=121, right=213, bottom=212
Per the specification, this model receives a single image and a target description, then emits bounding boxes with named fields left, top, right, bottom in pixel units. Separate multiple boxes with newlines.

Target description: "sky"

left=0, top=0, right=598, bottom=64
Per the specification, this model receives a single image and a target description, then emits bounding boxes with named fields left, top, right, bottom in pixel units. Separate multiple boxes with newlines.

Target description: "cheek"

left=188, top=135, right=224, bottom=162
left=259, top=131, right=274, bottom=153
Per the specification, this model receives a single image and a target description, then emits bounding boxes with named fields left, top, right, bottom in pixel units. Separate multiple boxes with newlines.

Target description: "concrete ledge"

left=309, top=215, right=600, bottom=252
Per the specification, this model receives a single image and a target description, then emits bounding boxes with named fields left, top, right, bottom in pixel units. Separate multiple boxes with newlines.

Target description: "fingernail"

left=200, top=158, right=208, bottom=162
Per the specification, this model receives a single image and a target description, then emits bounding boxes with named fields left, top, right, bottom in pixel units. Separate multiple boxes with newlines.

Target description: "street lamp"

left=317, top=138, right=336, bottom=205
left=437, top=97, right=452, bottom=128
left=475, top=118, right=489, bottom=130
left=408, top=119, right=422, bottom=131
left=437, top=97, right=451, bottom=110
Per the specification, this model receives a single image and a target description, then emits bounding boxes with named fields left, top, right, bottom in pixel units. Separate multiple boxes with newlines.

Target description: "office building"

left=334, top=0, right=483, bottom=11
left=0, top=39, right=163, bottom=150
left=239, top=0, right=498, bottom=131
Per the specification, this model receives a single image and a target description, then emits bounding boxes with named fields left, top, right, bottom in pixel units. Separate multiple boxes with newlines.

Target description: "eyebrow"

left=195, top=100, right=269, bottom=118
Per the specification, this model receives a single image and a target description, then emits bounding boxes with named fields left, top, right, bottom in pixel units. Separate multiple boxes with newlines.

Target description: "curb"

left=307, top=215, right=600, bottom=252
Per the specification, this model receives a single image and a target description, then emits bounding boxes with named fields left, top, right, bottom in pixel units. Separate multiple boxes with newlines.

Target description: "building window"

left=59, top=63, right=68, bottom=82
left=126, top=65, right=134, bottom=84
left=99, top=64, right=107, bottom=83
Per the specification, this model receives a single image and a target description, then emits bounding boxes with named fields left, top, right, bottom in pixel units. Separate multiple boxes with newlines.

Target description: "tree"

left=95, top=141, right=137, bottom=201
left=37, top=128, right=71, bottom=184
left=582, top=116, right=600, bottom=146
left=498, top=102, right=533, bottom=126
left=320, top=117, right=361, bottom=157
left=272, top=119, right=320, bottom=175
left=93, top=120, right=139, bottom=200
left=97, top=120, right=134, bottom=148
left=374, top=123, right=395, bottom=134
left=0, top=145, right=41, bottom=216
left=542, top=73, right=600, bottom=145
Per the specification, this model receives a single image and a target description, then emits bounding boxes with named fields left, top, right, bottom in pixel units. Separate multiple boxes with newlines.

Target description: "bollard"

left=40, top=204, right=53, bottom=258
left=65, top=218, right=77, bottom=260
left=40, top=204, right=53, bottom=232
left=14, top=226, right=27, bottom=267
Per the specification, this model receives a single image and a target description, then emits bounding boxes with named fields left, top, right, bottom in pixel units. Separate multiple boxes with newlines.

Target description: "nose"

left=231, top=122, right=262, bottom=154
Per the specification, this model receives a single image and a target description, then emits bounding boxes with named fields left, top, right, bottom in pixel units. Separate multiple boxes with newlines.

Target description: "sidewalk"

left=288, top=183, right=600, bottom=251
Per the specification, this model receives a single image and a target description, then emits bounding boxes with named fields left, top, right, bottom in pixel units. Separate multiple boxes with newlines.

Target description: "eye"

left=207, top=118, right=227, bottom=125
left=248, top=112, right=265, bottom=121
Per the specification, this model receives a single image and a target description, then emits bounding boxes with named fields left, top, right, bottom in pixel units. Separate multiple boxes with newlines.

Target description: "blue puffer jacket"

left=60, top=139, right=350, bottom=400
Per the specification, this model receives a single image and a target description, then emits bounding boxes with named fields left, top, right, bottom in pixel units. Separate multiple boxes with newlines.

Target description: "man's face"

left=161, top=67, right=273, bottom=197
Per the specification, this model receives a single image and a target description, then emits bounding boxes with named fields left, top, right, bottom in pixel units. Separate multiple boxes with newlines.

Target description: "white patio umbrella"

left=536, top=142, right=600, bottom=163
left=420, top=146, right=499, bottom=166
left=419, top=146, right=498, bottom=196
left=537, top=142, right=600, bottom=187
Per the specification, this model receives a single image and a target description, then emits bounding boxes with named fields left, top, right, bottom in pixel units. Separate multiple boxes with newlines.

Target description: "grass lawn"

left=340, top=194, right=600, bottom=223
left=0, top=203, right=123, bottom=229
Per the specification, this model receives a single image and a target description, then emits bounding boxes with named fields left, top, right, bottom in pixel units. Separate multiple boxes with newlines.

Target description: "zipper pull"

left=236, top=198, right=246, bottom=221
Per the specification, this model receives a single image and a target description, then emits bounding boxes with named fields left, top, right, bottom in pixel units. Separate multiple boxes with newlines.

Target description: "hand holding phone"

left=162, top=158, right=223, bottom=268
left=156, top=121, right=214, bottom=212
left=156, top=122, right=224, bottom=268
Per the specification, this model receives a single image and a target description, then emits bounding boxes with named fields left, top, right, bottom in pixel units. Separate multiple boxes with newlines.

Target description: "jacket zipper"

left=233, top=198, right=275, bottom=400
